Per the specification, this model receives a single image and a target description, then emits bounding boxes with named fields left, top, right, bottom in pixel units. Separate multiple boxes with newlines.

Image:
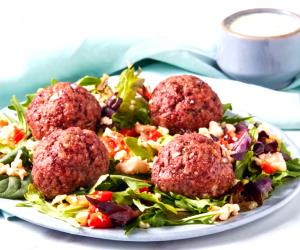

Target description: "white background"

left=1, top=0, right=300, bottom=249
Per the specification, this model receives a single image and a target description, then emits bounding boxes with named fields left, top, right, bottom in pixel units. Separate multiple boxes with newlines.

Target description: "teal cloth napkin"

left=1, top=38, right=299, bottom=129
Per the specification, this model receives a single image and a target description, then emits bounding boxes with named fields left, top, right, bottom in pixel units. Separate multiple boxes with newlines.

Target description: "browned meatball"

left=26, top=82, right=101, bottom=140
left=151, top=133, right=234, bottom=198
left=149, top=75, right=223, bottom=134
left=32, top=127, right=109, bottom=199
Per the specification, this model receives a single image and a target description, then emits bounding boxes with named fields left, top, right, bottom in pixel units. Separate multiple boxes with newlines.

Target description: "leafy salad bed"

left=1, top=67, right=300, bottom=234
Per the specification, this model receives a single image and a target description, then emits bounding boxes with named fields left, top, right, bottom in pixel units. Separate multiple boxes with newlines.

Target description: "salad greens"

left=124, top=137, right=154, bottom=161
left=1, top=67, right=300, bottom=235
left=89, top=174, right=223, bottom=234
left=9, top=96, right=30, bottom=136
left=112, top=67, right=151, bottom=128
left=222, top=103, right=252, bottom=124
left=0, top=175, right=32, bottom=199
left=17, top=184, right=82, bottom=227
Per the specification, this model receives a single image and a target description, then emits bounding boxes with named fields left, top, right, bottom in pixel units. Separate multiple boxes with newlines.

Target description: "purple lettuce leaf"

left=235, top=122, right=249, bottom=133
left=231, top=132, right=252, bottom=160
left=86, top=196, right=140, bottom=226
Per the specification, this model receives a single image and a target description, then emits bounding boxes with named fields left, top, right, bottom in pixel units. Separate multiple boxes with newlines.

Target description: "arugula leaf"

left=51, top=78, right=57, bottom=86
left=221, top=103, right=252, bottom=124
left=112, top=67, right=150, bottom=128
left=125, top=209, right=216, bottom=234
left=9, top=96, right=30, bottom=136
left=17, top=184, right=83, bottom=227
left=124, top=137, right=154, bottom=161
left=222, top=103, right=232, bottom=113
left=22, top=93, right=36, bottom=108
left=0, top=174, right=32, bottom=199
left=235, top=151, right=254, bottom=179
left=222, top=115, right=252, bottom=124
left=280, top=141, right=292, bottom=158
left=77, top=76, right=101, bottom=87
left=110, top=175, right=151, bottom=190
left=286, top=158, right=300, bottom=172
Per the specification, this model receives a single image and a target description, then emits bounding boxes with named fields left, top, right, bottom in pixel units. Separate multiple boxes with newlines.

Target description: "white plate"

left=1, top=74, right=300, bottom=242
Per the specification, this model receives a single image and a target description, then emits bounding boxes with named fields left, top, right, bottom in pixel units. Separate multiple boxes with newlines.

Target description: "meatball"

left=26, top=82, right=101, bottom=140
left=151, top=133, right=234, bottom=198
left=149, top=75, right=223, bottom=134
left=32, top=127, right=109, bottom=199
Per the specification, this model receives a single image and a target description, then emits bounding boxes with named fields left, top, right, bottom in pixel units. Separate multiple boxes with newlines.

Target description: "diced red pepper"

left=87, top=211, right=112, bottom=228
left=91, top=191, right=113, bottom=202
left=13, top=128, right=24, bottom=144
left=89, top=205, right=98, bottom=214
left=261, top=162, right=276, bottom=174
left=138, top=86, right=152, bottom=101
left=0, top=120, right=8, bottom=128
left=119, top=128, right=139, bottom=137
left=138, top=186, right=149, bottom=193
left=143, top=130, right=161, bottom=142
left=8, top=127, right=24, bottom=145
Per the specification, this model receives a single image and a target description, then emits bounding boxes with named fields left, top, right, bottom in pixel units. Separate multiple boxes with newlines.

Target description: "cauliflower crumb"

left=116, top=156, right=150, bottom=174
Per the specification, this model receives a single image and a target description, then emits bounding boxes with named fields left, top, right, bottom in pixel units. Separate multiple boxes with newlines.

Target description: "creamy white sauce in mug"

left=230, top=12, right=300, bottom=37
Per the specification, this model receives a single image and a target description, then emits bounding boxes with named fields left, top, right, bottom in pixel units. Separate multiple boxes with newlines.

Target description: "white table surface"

left=1, top=0, right=300, bottom=249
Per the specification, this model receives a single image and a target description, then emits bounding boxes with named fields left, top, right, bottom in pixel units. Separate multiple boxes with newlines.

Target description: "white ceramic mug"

left=217, top=8, right=300, bottom=89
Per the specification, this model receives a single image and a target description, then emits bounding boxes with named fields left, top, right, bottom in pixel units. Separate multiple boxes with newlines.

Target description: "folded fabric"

left=1, top=37, right=300, bottom=108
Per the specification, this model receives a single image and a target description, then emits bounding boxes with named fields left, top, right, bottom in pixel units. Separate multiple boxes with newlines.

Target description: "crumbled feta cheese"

left=225, top=123, right=236, bottom=133
left=210, top=204, right=240, bottom=221
left=139, top=221, right=150, bottom=229
left=198, top=127, right=210, bottom=138
left=114, top=150, right=128, bottom=161
left=209, top=121, right=224, bottom=137
left=255, top=152, right=287, bottom=172
left=0, top=150, right=28, bottom=180
left=0, top=124, right=15, bottom=144
left=142, top=140, right=161, bottom=151
left=157, top=126, right=169, bottom=136
left=75, top=211, right=89, bottom=226
left=135, top=123, right=156, bottom=133
left=100, top=117, right=113, bottom=125
left=116, top=156, right=150, bottom=174
left=51, top=194, right=68, bottom=206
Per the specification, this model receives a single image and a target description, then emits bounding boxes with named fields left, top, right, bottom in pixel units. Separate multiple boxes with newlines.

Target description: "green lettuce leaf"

left=124, top=137, right=154, bottom=161
left=234, top=151, right=254, bottom=179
